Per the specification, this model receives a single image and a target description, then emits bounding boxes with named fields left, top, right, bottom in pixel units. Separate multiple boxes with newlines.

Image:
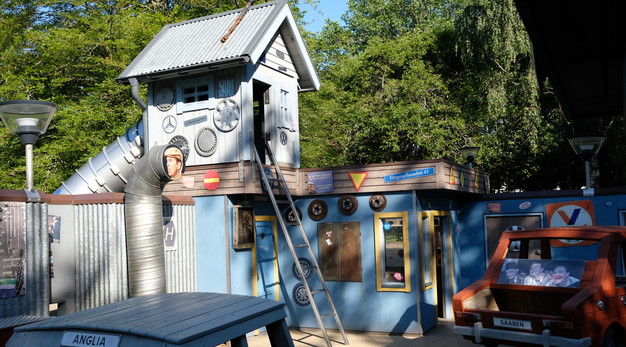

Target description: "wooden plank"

left=164, top=159, right=489, bottom=197
left=13, top=293, right=290, bottom=347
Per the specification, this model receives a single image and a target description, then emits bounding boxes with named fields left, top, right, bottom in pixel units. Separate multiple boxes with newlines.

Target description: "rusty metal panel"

left=317, top=222, right=361, bottom=282
left=0, top=202, right=49, bottom=318
left=340, top=223, right=362, bottom=282
left=318, top=223, right=340, bottom=281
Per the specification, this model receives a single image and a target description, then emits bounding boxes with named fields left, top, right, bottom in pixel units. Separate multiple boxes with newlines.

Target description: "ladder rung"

left=320, top=313, right=335, bottom=320
left=255, top=144, right=348, bottom=345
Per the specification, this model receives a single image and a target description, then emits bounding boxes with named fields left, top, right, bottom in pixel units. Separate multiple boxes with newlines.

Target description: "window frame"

left=374, top=211, right=411, bottom=292
left=279, top=89, right=293, bottom=130
left=176, top=76, right=216, bottom=114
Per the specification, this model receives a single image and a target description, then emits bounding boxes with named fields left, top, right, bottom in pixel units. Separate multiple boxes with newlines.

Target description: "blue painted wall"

left=192, top=190, right=479, bottom=334
left=277, top=193, right=422, bottom=334
left=195, top=195, right=229, bottom=293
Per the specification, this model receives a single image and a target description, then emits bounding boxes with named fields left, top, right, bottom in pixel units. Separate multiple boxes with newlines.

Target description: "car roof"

left=502, top=226, right=626, bottom=241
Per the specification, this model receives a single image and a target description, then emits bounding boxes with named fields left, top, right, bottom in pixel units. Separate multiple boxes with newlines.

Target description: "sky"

left=302, top=0, right=348, bottom=33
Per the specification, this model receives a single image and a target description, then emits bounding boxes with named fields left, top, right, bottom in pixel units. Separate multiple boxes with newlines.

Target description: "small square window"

left=175, top=76, right=216, bottom=114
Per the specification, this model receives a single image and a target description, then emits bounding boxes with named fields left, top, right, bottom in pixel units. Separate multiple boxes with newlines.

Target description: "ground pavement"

left=245, top=319, right=480, bottom=347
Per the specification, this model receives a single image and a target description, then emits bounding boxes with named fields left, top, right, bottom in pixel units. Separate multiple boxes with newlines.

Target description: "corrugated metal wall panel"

left=163, top=203, right=197, bottom=293
left=0, top=202, right=49, bottom=318
left=74, top=203, right=128, bottom=311
left=74, top=202, right=196, bottom=311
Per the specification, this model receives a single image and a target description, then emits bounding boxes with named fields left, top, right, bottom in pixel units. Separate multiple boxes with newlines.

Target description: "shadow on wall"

left=391, top=304, right=421, bottom=335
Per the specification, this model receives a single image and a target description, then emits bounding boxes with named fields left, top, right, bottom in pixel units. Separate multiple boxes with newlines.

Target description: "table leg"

left=266, top=319, right=294, bottom=347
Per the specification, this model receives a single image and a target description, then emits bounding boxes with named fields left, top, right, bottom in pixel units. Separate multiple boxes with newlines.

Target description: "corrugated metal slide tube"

left=54, top=121, right=144, bottom=194
left=124, top=144, right=179, bottom=297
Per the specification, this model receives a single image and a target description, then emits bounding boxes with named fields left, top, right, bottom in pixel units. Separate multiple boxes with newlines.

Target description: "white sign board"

left=61, top=331, right=121, bottom=347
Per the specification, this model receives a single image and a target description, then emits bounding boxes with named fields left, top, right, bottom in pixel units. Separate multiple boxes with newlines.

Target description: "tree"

left=302, top=0, right=616, bottom=192
left=301, top=0, right=471, bottom=168
left=0, top=0, right=318, bottom=193
left=301, top=30, right=466, bottom=168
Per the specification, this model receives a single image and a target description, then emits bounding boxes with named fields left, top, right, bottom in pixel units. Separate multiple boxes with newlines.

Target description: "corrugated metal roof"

left=117, top=0, right=319, bottom=91
left=0, top=315, right=48, bottom=329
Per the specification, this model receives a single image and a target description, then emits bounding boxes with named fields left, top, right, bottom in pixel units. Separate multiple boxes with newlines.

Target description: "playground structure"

left=2, top=0, right=625, bottom=346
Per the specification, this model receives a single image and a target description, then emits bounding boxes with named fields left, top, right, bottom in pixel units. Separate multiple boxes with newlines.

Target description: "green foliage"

left=0, top=0, right=232, bottom=192
left=302, top=0, right=619, bottom=192
left=301, top=30, right=466, bottom=167
left=1, top=0, right=623, bottom=193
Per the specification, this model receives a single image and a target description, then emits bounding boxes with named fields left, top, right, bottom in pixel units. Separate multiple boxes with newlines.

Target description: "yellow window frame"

left=418, top=211, right=453, bottom=293
left=374, top=211, right=411, bottom=292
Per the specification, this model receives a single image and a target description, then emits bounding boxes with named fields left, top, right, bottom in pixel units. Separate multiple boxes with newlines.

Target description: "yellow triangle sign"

left=349, top=172, right=368, bottom=191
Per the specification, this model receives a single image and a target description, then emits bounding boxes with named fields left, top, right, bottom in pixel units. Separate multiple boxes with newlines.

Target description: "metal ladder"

left=253, top=141, right=349, bottom=347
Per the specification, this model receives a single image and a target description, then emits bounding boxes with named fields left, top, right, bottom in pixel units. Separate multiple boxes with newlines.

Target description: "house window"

left=420, top=214, right=434, bottom=290
left=279, top=89, right=292, bottom=130
left=183, top=84, right=210, bottom=103
left=176, top=76, right=215, bottom=114
left=375, top=212, right=410, bottom=292
left=317, top=222, right=361, bottom=282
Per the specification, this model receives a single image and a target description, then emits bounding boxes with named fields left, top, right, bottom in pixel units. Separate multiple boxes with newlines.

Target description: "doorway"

left=253, top=81, right=270, bottom=164
left=253, top=216, right=279, bottom=301
left=420, top=212, right=453, bottom=320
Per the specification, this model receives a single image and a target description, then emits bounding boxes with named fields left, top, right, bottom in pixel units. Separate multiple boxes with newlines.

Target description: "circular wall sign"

left=168, top=135, right=189, bottom=160
left=162, top=115, right=177, bottom=134
left=203, top=170, right=220, bottom=191
left=369, top=194, right=387, bottom=212
left=285, top=207, right=302, bottom=225
left=214, top=99, right=240, bottom=132
left=156, top=86, right=176, bottom=111
left=195, top=127, right=218, bottom=157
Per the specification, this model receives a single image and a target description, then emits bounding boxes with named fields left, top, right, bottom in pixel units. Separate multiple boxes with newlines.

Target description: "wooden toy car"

left=453, top=226, right=626, bottom=346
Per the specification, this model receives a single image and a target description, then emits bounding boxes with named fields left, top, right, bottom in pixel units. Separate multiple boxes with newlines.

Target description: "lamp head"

left=0, top=100, right=57, bottom=145
left=568, top=136, right=605, bottom=162
left=459, top=146, right=480, bottom=167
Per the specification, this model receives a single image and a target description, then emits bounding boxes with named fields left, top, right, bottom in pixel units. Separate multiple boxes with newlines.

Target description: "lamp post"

left=459, top=146, right=480, bottom=168
left=0, top=100, right=57, bottom=191
left=568, top=135, right=605, bottom=189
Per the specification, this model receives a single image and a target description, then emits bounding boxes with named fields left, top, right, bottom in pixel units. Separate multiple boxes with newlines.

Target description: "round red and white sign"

left=203, top=170, right=220, bottom=191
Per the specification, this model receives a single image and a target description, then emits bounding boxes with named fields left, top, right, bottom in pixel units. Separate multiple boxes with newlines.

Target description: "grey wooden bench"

left=7, top=292, right=294, bottom=347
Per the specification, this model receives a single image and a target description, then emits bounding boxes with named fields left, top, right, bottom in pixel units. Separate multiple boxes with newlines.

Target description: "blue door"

left=255, top=218, right=278, bottom=300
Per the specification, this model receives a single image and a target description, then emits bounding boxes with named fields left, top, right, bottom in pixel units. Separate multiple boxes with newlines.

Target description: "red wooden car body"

left=453, top=226, right=626, bottom=346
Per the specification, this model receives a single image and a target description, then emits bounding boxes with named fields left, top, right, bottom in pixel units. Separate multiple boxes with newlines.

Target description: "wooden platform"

left=164, top=159, right=489, bottom=197
left=8, top=292, right=293, bottom=347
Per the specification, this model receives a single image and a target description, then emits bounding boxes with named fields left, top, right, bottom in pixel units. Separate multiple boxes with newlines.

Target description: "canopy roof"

left=515, top=0, right=625, bottom=120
